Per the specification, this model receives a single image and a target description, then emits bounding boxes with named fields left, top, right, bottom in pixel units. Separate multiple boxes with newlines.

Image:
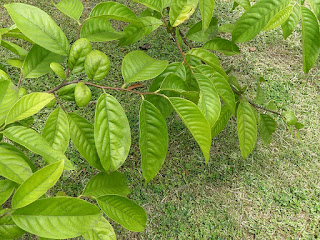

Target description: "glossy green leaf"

left=169, top=97, right=211, bottom=162
left=0, top=180, right=16, bottom=205
left=194, top=72, right=221, bottom=127
left=97, top=195, right=147, bottom=232
left=0, top=78, right=19, bottom=126
left=83, top=216, right=116, bottom=240
left=54, top=0, right=83, bottom=22
left=263, top=5, right=293, bottom=31
left=309, top=0, right=320, bottom=19
left=5, top=92, right=54, bottom=125
left=236, top=0, right=251, bottom=10
left=199, top=0, right=215, bottom=31
left=232, top=0, right=291, bottom=42
left=186, top=18, right=218, bottom=42
left=83, top=171, right=130, bottom=197
left=80, top=17, right=125, bottom=42
left=203, top=37, right=240, bottom=56
left=90, top=2, right=138, bottom=23
left=0, top=40, right=27, bottom=58
left=122, top=50, right=168, bottom=83
left=140, top=100, right=168, bottom=183
left=211, top=105, right=232, bottom=138
left=169, top=0, right=199, bottom=27
left=68, top=113, right=103, bottom=170
left=0, top=146, right=33, bottom=184
left=75, top=82, right=92, bottom=107
left=12, top=160, right=64, bottom=209
left=23, top=44, right=65, bottom=79
left=7, top=58, right=22, bottom=68
left=301, top=6, right=320, bottom=74
left=237, top=99, right=257, bottom=159
left=58, top=84, right=76, bottom=101
left=50, top=62, right=66, bottom=79
left=2, top=29, right=34, bottom=43
left=94, top=94, right=131, bottom=172
left=5, top=3, right=69, bottom=55
left=42, top=108, right=70, bottom=153
left=12, top=197, right=102, bottom=239
left=68, top=38, right=92, bottom=73
left=4, top=126, right=74, bottom=170
left=134, top=0, right=163, bottom=12
left=85, top=50, right=111, bottom=81
left=0, top=209, right=25, bottom=239
left=219, top=23, right=235, bottom=33
left=282, top=4, right=301, bottom=39
left=259, top=113, right=277, bottom=145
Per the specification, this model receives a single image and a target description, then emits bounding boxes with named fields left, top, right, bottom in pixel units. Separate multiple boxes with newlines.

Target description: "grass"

left=1, top=0, right=320, bottom=239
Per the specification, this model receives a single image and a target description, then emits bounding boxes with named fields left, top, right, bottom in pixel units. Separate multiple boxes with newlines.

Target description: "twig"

left=177, top=29, right=193, bottom=49
left=17, top=71, right=23, bottom=87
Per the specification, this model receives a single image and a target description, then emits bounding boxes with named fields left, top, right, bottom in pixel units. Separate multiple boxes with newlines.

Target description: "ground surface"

left=1, top=0, right=320, bottom=239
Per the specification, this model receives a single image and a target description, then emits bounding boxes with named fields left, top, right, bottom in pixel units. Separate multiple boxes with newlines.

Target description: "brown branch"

left=177, top=29, right=193, bottom=49
left=17, top=71, right=23, bottom=87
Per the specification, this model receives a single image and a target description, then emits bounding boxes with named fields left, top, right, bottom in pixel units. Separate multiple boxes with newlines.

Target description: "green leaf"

left=134, top=0, right=163, bottom=12
left=23, top=44, right=65, bottom=79
left=42, top=108, right=70, bottom=153
left=7, top=58, right=22, bottom=68
left=219, top=23, right=235, bottom=33
left=68, top=38, right=92, bottom=73
left=90, top=2, right=138, bottom=23
left=68, top=113, right=103, bottom=170
left=85, top=50, right=111, bottom=81
left=83, top=216, right=116, bottom=240
left=12, top=197, right=102, bottom=239
left=211, top=105, right=232, bottom=138
left=80, top=17, right=125, bottom=42
left=186, top=18, right=218, bottom=42
left=301, top=6, right=320, bottom=74
left=199, top=0, right=215, bottom=31
left=12, top=160, right=64, bottom=209
left=58, top=84, right=76, bottom=101
left=94, top=94, right=131, bottom=172
left=4, top=126, right=74, bottom=170
left=54, top=0, right=83, bottom=22
left=232, top=0, right=291, bottom=42
left=263, top=5, right=293, bottom=31
left=309, top=0, right=320, bottom=20
left=203, top=37, right=240, bottom=56
left=259, top=113, right=277, bottom=145
left=97, top=195, right=147, bottom=232
left=236, top=0, right=251, bottom=10
left=5, top=3, right=69, bottom=56
left=0, top=180, right=16, bottom=205
left=194, top=72, right=221, bottom=127
left=237, top=99, right=257, bottom=159
left=0, top=146, right=33, bottom=184
left=0, top=209, right=25, bottom=239
left=5, top=92, right=55, bottom=125
left=169, top=0, right=199, bottom=27
left=282, top=4, right=301, bottom=39
left=75, top=82, right=92, bottom=107
left=83, top=171, right=130, bottom=198
left=255, top=83, right=265, bottom=105
left=169, top=97, right=211, bottom=162
left=122, top=50, right=168, bottom=83
left=0, top=40, right=27, bottom=58
left=140, top=100, right=168, bottom=183
left=196, top=65, right=236, bottom=114
left=50, top=62, right=66, bottom=79
left=0, top=79, right=19, bottom=126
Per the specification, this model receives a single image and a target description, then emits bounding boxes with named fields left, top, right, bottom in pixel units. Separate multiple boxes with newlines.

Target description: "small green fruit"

left=283, top=111, right=297, bottom=125
left=18, top=87, right=27, bottom=98
left=75, top=82, right=92, bottom=107
left=46, top=98, right=57, bottom=108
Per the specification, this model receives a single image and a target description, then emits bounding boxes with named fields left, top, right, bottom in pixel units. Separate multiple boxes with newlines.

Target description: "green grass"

left=1, top=0, right=320, bottom=239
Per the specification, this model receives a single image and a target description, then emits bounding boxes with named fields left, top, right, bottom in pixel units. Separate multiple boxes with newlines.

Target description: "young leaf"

left=0, top=79, right=19, bottom=126
left=83, top=171, right=130, bottom=198
left=169, top=0, right=199, bottom=27
left=90, top=2, right=138, bottom=23
left=50, top=62, right=66, bottom=79
left=237, top=99, right=257, bottom=159
left=54, top=0, right=83, bottom=22
left=0, top=40, right=27, bottom=58
left=281, top=4, right=301, bottom=39
left=42, top=108, right=70, bottom=153
left=255, top=83, right=265, bottom=105
left=12, top=197, right=102, bottom=239
left=169, top=97, right=212, bottom=162
left=23, top=44, right=65, bottom=79
left=232, top=0, right=291, bottom=42
left=309, top=0, right=320, bottom=20
left=263, top=5, right=293, bottom=31
left=122, top=50, right=168, bottom=83
left=12, top=160, right=64, bottom=209
left=0, top=209, right=25, bottom=239
left=140, top=100, right=168, bottom=183
left=203, top=38, right=240, bottom=56
left=68, top=38, right=92, bottom=73
left=211, top=105, right=232, bottom=138
left=199, top=0, right=215, bottom=31
left=7, top=58, right=22, bottom=68
left=75, top=82, right=92, bottom=107
left=186, top=18, right=218, bottom=42
left=0, top=180, right=16, bottom=205
left=68, top=113, right=103, bottom=171
left=4, top=126, right=74, bottom=170
left=58, top=84, right=76, bottom=101
left=80, top=17, right=125, bottom=42
left=85, top=50, right=111, bottom=81
left=0, top=146, right=33, bottom=184
left=259, top=113, right=277, bottom=145
left=83, top=216, right=116, bottom=240
left=301, top=6, right=320, bottom=74
left=97, top=195, right=147, bottom=232
left=94, top=94, right=131, bottom=172
left=5, top=92, right=54, bottom=125
left=4, top=3, right=69, bottom=55
left=236, top=0, right=251, bottom=10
